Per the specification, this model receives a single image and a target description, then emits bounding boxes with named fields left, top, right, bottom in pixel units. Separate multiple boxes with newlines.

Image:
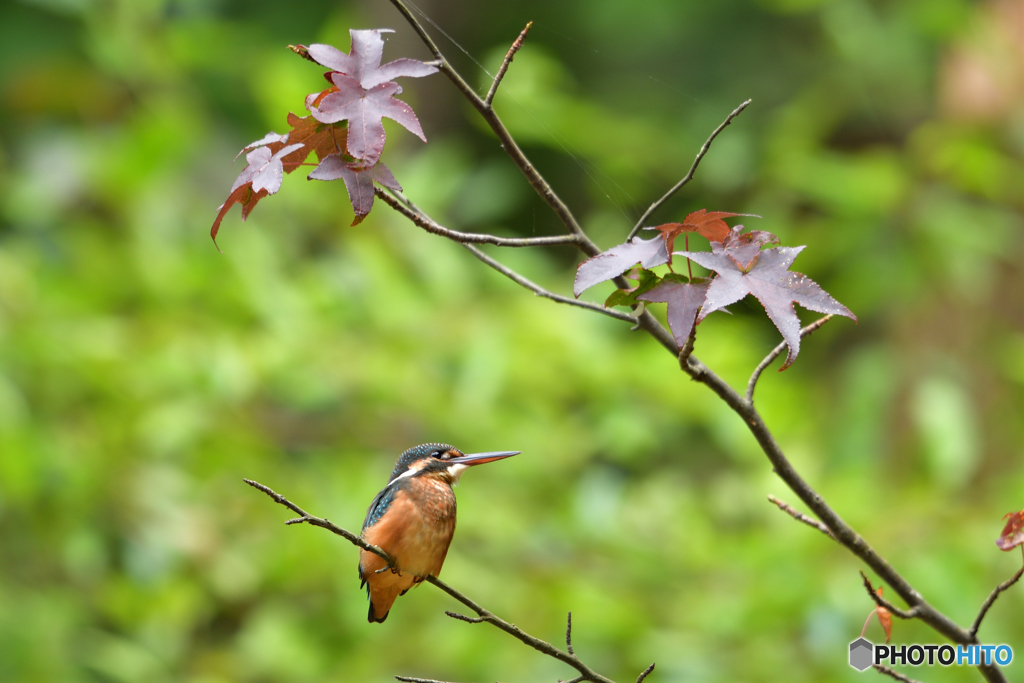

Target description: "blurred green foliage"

left=1, top=0, right=1023, bottom=681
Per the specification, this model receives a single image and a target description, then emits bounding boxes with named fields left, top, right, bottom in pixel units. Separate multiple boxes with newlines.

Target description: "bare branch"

left=566, top=611, right=574, bottom=655
left=872, top=664, right=922, bottom=683
left=485, top=21, right=532, bottom=106
left=746, top=315, right=833, bottom=403
left=446, top=610, right=486, bottom=624
left=246, top=479, right=617, bottom=683
left=767, top=495, right=835, bottom=540
left=970, top=565, right=1024, bottom=637
left=388, top=0, right=600, bottom=256
left=461, top=243, right=635, bottom=323
left=635, top=663, right=656, bottom=683
left=676, top=326, right=697, bottom=368
left=396, top=677, right=467, bottom=683
left=860, top=572, right=921, bottom=620
left=243, top=479, right=398, bottom=567
left=672, top=350, right=1016, bottom=682
left=626, top=100, right=752, bottom=241
left=376, top=188, right=579, bottom=247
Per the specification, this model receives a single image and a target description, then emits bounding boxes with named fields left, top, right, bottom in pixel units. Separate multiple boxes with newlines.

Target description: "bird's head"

left=388, top=442, right=519, bottom=486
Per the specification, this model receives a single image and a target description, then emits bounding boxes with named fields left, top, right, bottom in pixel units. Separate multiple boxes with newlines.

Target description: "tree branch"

left=970, top=565, right=1024, bottom=637
left=767, top=494, right=835, bottom=540
left=676, top=353, right=1007, bottom=682
left=446, top=610, right=486, bottom=624
left=566, top=611, right=575, bottom=655
left=245, top=479, right=618, bottom=683
left=626, top=99, right=752, bottom=241
left=860, top=572, right=921, bottom=620
left=460, top=243, right=636, bottom=323
left=746, top=315, right=833, bottom=403
left=485, top=21, right=532, bottom=106
left=375, top=188, right=579, bottom=247
left=635, top=663, right=656, bottom=683
left=387, top=0, right=600, bottom=256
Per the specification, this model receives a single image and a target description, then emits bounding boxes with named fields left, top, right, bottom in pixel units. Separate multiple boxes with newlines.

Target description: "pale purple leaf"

left=309, top=154, right=402, bottom=225
left=234, top=131, right=289, bottom=161
left=307, top=29, right=436, bottom=90
left=311, top=74, right=425, bottom=164
left=638, top=279, right=710, bottom=348
left=678, top=245, right=855, bottom=369
left=574, top=237, right=670, bottom=298
left=248, top=143, right=304, bottom=194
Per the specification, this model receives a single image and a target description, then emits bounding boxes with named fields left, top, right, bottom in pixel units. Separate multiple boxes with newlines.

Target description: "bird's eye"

left=436, top=449, right=448, bottom=459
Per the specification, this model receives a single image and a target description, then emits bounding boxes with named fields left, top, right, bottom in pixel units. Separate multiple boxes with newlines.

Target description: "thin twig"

left=243, top=479, right=395, bottom=561
left=745, top=315, right=833, bottom=403
left=388, top=0, right=597, bottom=255
left=395, top=677, right=464, bottom=683
left=872, top=665, right=922, bottom=683
left=677, top=326, right=697, bottom=368
left=446, top=610, right=486, bottom=624
left=635, top=663, right=655, bottom=683
left=566, top=612, right=574, bottom=655
left=860, top=572, right=921, bottom=620
left=626, top=100, right=752, bottom=241
left=767, top=495, right=835, bottom=540
left=246, top=479, right=616, bottom=683
left=970, top=565, right=1024, bottom=637
left=461, top=243, right=635, bottom=323
left=376, top=188, right=578, bottom=247
left=485, top=21, right=532, bottom=106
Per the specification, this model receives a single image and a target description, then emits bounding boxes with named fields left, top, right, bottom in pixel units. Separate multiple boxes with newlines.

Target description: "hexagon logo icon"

left=849, top=637, right=873, bottom=671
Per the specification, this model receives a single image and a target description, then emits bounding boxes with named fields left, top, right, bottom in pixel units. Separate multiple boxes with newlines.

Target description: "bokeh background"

left=2, top=0, right=1023, bottom=681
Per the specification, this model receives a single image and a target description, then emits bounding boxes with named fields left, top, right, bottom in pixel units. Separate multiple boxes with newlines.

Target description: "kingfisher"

left=359, top=442, right=519, bottom=623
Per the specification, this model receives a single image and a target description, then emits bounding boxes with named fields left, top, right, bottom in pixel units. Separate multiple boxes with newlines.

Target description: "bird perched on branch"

left=359, top=442, right=519, bottom=622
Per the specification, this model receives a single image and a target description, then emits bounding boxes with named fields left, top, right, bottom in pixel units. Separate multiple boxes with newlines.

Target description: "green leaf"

left=604, top=269, right=660, bottom=308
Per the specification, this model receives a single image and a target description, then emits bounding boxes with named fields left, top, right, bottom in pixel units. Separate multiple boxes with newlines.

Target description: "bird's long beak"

left=447, top=450, right=520, bottom=466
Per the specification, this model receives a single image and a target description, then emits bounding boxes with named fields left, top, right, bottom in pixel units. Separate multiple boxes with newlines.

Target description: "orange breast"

left=359, top=477, right=458, bottom=621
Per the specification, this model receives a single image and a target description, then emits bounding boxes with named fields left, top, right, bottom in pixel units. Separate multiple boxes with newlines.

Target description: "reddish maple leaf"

left=874, top=588, right=893, bottom=643
left=303, top=29, right=437, bottom=165
left=211, top=142, right=303, bottom=242
left=574, top=237, right=669, bottom=297
left=279, top=112, right=347, bottom=171
left=637, top=278, right=710, bottom=348
left=996, top=510, right=1024, bottom=551
left=646, top=210, right=759, bottom=255
left=677, top=244, right=855, bottom=369
left=308, top=154, right=402, bottom=225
